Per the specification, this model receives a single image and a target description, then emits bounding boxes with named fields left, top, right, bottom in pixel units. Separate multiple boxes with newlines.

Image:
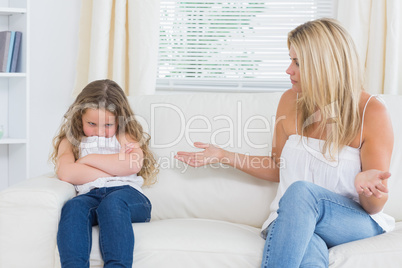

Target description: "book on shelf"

left=0, top=31, right=22, bottom=73
left=10, top=31, right=22, bottom=72
left=6, top=31, right=15, bottom=72
left=0, top=31, right=10, bottom=72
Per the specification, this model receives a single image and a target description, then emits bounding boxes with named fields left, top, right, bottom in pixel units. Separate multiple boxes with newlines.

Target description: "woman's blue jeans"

left=57, top=185, right=151, bottom=268
left=261, top=181, right=384, bottom=268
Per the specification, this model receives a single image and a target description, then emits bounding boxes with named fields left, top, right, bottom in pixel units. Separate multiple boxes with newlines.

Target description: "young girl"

left=50, top=79, right=158, bottom=267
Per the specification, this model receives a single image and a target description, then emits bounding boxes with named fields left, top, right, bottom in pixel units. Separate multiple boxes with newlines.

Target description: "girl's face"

left=82, top=108, right=118, bottom=137
left=286, top=45, right=302, bottom=93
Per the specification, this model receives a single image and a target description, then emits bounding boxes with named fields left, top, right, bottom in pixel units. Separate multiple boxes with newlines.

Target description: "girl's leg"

left=96, top=186, right=152, bottom=268
left=261, top=181, right=384, bottom=268
left=57, top=191, right=101, bottom=268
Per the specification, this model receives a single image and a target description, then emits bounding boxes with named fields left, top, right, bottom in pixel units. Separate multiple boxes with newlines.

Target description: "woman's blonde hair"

left=50, top=79, right=158, bottom=185
left=288, top=18, right=363, bottom=159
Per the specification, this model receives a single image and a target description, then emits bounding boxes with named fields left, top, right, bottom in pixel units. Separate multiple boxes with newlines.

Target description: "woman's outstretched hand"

left=355, top=169, right=391, bottom=199
left=175, top=142, right=226, bottom=167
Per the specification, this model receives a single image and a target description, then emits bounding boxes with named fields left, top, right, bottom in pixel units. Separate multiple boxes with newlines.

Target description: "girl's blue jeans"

left=57, top=185, right=151, bottom=268
left=261, top=181, right=384, bottom=268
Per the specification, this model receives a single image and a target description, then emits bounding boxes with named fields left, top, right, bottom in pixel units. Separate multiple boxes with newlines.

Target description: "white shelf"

left=0, top=72, right=26, bottom=77
left=0, top=8, right=26, bottom=16
left=0, top=0, right=29, bottom=191
left=0, top=138, right=27, bottom=144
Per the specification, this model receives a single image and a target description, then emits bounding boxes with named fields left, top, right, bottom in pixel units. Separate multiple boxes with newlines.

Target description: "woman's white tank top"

left=261, top=95, right=395, bottom=232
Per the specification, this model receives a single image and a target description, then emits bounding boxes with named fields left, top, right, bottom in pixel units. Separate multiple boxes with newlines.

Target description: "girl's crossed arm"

left=76, top=134, right=144, bottom=177
left=56, top=138, right=114, bottom=185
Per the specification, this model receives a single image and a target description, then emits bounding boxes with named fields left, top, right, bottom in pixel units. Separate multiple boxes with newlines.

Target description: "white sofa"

left=0, top=93, right=401, bottom=268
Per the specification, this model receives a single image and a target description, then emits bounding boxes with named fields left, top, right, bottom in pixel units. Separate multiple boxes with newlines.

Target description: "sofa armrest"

left=0, top=173, right=76, bottom=268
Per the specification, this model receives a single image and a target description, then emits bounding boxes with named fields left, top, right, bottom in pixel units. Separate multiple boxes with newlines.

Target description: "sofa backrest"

left=128, top=93, right=281, bottom=227
left=380, top=95, right=402, bottom=222
left=128, top=93, right=402, bottom=227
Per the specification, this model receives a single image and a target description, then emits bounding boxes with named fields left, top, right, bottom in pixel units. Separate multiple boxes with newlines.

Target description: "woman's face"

left=286, top=45, right=302, bottom=93
left=82, top=108, right=118, bottom=137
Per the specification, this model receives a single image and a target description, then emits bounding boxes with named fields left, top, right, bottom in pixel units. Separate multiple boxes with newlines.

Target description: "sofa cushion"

left=86, top=220, right=402, bottom=268
left=88, top=219, right=264, bottom=268
left=128, top=93, right=282, bottom=227
left=328, top=222, right=402, bottom=267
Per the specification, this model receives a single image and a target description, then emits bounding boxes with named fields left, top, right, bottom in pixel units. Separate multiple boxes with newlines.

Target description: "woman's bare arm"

left=355, top=97, right=394, bottom=215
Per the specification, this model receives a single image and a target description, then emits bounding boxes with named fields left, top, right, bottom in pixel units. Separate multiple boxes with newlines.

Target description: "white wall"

left=29, top=0, right=81, bottom=177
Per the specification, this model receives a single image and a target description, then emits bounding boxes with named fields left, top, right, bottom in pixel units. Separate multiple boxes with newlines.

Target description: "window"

left=157, top=0, right=337, bottom=92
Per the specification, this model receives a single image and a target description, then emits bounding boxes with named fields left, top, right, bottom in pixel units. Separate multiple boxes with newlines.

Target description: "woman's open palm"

left=175, top=142, right=224, bottom=167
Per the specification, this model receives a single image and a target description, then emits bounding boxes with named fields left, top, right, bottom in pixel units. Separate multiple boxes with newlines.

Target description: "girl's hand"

left=121, top=142, right=141, bottom=154
left=175, top=142, right=226, bottom=167
left=355, top=170, right=391, bottom=199
left=76, top=143, right=138, bottom=164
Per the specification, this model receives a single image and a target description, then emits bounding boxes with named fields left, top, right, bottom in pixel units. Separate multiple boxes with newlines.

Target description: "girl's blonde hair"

left=288, top=18, right=363, bottom=159
left=50, top=79, right=158, bottom=185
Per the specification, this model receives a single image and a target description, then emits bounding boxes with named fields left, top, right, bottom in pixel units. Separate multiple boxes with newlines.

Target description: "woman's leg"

left=262, top=221, right=328, bottom=268
left=261, top=181, right=384, bottom=268
left=300, top=233, right=328, bottom=268
left=57, top=191, right=101, bottom=268
left=96, top=186, right=152, bottom=268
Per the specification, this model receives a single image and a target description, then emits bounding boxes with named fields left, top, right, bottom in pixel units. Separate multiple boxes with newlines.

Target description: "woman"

left=175, top=18, right=394, bottom=267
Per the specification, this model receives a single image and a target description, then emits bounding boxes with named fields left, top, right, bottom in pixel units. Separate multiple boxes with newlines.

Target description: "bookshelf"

left=0, top=0, right=29, bottom=191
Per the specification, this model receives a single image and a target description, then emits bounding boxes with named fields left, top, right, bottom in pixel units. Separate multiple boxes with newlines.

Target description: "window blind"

left=157, top=0, right=336, bottom=92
